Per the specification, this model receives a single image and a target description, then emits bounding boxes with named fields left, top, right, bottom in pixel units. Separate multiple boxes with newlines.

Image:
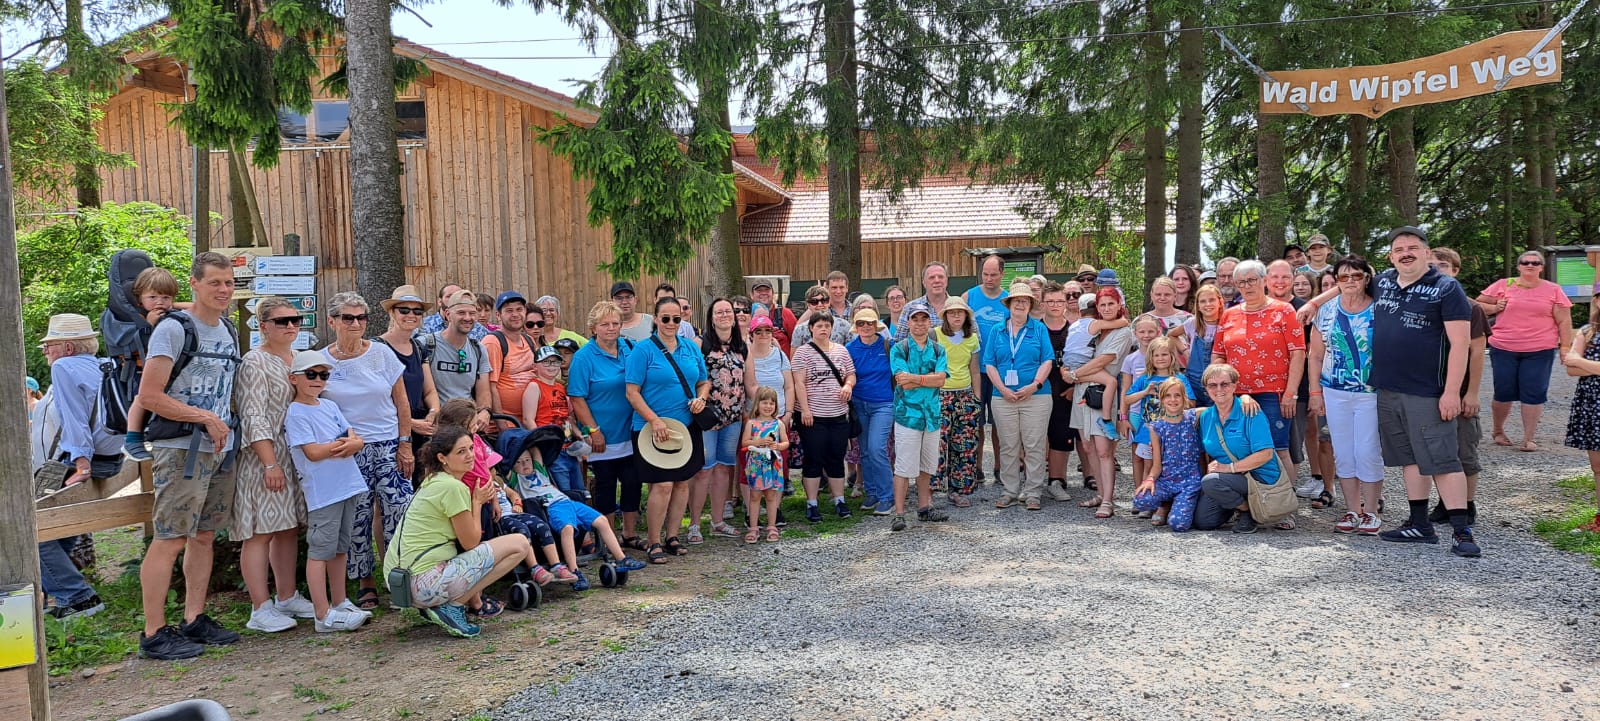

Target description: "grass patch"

left=292, top=683, right=331, bottom=703
left=1533, top=474, right=1600, bottom=567
left=772, top=494, right=866, bottom=539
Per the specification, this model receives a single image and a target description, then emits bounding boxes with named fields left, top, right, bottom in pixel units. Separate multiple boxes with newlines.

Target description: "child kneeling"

left=1133, top=378, right=1204, bottom=532
left=285, top=351, right=372, bottom=631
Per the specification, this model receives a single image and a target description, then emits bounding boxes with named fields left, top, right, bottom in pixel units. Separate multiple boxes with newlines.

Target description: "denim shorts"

left=702, top=423, right=743, bottom=469
left=1251, top=392, right=1291, bottom=450
left=1489, top=347, right=1556, bottom=405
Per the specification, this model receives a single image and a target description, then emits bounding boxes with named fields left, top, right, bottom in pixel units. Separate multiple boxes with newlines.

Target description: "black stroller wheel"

left=508, top=582, right=531, bottom=611
left=615, top=569, right=629, bottom=587
left=598, top=563, right=618, bottom=588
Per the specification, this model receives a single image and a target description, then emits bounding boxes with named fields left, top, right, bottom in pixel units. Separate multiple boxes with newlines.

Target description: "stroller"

left=492, top=422, right=631, bottom=610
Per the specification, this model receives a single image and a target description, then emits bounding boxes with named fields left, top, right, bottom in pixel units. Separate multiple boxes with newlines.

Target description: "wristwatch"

left=396, top=435, right=411, bottom=444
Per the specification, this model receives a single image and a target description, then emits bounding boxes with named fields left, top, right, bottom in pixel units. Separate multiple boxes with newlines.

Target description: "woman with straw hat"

left=984, top=281, right=1057, bottom=511
left=931, top=296, right=981, bottom=505
left=376, top=286, right=441, bottom=457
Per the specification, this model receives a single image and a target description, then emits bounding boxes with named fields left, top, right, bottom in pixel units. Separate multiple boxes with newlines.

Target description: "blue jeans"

left=39, top=538, right=95, bottom=606
left=549, top=451, right=586, bottom=497
left=853, top=399, right=894, bottom=504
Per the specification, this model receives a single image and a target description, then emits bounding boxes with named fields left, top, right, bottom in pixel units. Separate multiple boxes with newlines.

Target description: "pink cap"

left=749, top=315, right=775, bottom=332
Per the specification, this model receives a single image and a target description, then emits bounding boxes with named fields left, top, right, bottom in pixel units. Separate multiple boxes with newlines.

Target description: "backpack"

left=98, top=249, right=156, bottom=433
left=487, top=329, right=535, bottom=377
left=143, top=312, right=243, bottom=442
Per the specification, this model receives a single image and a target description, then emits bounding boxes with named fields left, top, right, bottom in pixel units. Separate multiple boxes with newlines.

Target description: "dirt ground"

left=52, top=530, right=760, bottom=721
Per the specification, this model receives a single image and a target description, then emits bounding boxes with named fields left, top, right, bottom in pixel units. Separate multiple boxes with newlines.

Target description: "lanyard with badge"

left=1004, top=322, right=1029, bottom=387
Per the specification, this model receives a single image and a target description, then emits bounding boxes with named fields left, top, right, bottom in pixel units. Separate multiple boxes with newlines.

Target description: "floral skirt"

left=933, top=388, right=982, bottom=494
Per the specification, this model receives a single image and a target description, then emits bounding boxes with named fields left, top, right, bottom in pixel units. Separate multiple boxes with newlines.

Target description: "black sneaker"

left=834, top=499, right=852, bottom=519
left=1232, top=513, right=1258, bottom=534
left=180, top=613, right=241, bottom=646
left=805, top=504, right=822, bottom=523
left=1378, top=520, right=1439, bottom=544
left=140, top=625, right=205, bottom=660
left=890, top=516, right=907, bottom=532
left=1452, top=528, right=1482, bottom=557
left=917, top=507, right=950, bottom=523
left=1427, top=501, right=1448, bottom=524
left=47, top=594, right=105, bottom=620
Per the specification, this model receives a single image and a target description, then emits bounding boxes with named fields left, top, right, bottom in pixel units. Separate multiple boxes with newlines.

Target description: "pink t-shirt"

left=1479, top=279, right=1571, bottom=352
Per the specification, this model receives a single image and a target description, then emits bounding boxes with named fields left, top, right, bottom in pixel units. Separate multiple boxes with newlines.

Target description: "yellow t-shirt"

left=385, top=472, right=470, bottom=572
left=936, top=329, right=981, bottom=390
left=557, top=329, right=588, bottom=347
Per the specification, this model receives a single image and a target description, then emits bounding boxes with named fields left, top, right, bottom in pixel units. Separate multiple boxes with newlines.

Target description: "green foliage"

left=4, top=59, right=132, bottom=211
left=1532, top=474, right=1600, bottom=568
left=18, top=202, right=199, bottom=384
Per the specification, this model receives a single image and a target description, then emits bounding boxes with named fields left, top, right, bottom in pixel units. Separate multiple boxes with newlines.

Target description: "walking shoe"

left=1427, top=500, right=1449, bottom=524
left=805, top=504, right=823, bottom=523
left=723, top=500, right=736, bottom=521
left=47, top=594, right=105, bottom=620
left=180, top=613, right=240, bottom=646
left=1046, top=481, right=1072, bottom=502
left=890, top=515, right=907, bottom=532
left=1451, top=528, right=1482, bottom=557
left=550, top=564, right=578, bottom=583
left=122, top=437, right=154, bottom=463
left=834, top=499, right=852, bottom=519
left=139, top=625, right=205, bottom=660
left=1296, top=476, right=1323, bottom=499
left=1334, top=512, right=1360, bottom=534
left=1096, top=417, right=1121, bottom=441
left=245, top=601, right=297, bottom=633
left=336, top=599, right=374, bottom=621
left=530, top=565, right=555, bottom=586
left=1357, top=513, right=1382, bottom=535
left=917, top=506, right=949, bottom=523
left=872, top=500, right=894, bottom=516
left=314, top=607, right=367, bottom=633
left=419, top=604, right=478, bottom=638
left=572, top=570, right=591, bottom=592
left=1232, top=513, right=1258, bottom=534
left=1378, top=520, right=1439, bottom=544
left=273, top=591, right=317, bottom=619
left=860, top=496, right=880, bottom=511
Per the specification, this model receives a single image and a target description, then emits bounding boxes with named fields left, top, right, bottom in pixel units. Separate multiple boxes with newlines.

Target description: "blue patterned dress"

left=1133, top=408, right=1204, bottom=532
left=745, top=419, right=785, bottom=491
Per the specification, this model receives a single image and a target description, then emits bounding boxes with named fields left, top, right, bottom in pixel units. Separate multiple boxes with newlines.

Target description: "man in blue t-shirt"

left=964, top=254, right=1009, bottom=478
left=1369, top=226, right=1480, bottom=557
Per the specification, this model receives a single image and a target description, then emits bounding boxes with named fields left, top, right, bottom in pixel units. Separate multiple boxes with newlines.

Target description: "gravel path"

left=494, top=368, right=1600, bottom=721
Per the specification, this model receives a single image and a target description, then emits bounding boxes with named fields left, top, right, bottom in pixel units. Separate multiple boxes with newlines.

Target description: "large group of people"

left=32, top=224, right=1591, bottom=657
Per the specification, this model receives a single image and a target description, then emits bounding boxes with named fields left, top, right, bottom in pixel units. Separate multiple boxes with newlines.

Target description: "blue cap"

left=25, top=377, right=38, bottom=393
left=1096, top=268, right=1120, bottom=287
left=495, top=291, right=528, bottom=311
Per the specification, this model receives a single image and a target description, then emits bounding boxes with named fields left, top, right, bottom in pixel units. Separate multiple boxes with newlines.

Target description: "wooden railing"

left=34, top=464, right=153, bottom=542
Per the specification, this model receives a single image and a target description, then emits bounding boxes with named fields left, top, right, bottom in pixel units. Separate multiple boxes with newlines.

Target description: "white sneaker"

left=336, top=599, right=374, bottom=620
left=1295, top=476, right=1323, bottom=499
left=1045, top=482, right=1072, bottom=502
left=246, top=602, right=297, bottom=633
left=314, top=607, right=367, bottom=633
left=273, top=591, right=317, bottom=619
left=1334, top=512, right=1360, bottom=534
left=1357, top=513, right=1383, bottom=536
left=722, top=500, right=736, bottom=521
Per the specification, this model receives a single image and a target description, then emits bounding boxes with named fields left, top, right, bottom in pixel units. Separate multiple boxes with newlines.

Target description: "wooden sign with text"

left=1261, top=30, right=1562, bottom=118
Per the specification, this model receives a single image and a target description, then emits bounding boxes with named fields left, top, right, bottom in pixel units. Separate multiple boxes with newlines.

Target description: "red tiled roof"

left=741, top=184, right=1046, bottom=245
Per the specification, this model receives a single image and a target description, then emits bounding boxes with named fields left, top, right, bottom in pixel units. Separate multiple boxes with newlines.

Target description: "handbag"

left=385, top=512, right=454, bottom=610
left=1083, top=384, right=1106, bottom=410
left=809, top=342, right=862, bottom=438
left=1210, top=409, right=1297, bottom=524
left=653, top=337, right=720, bottom=431
left=34, top=387, right=104, bottom=497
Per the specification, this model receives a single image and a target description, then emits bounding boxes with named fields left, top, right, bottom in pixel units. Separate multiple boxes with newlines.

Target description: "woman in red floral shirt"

left=1213, top=259, right=1305, bottom=494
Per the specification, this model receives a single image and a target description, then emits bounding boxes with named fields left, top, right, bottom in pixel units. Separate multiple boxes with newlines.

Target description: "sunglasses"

left=855, top=320, right=876, bottom=327
left=335, top=313, right=369, bottom=324
left=734, top=306, right=751, bottom=314
left=1519, top=259, right=1544, bottom=266
left=1336, top=273, right=1366, bottom=282
left=1063, top=292, right=1082, bottom=299
left=266, top=315, right=302, bottom=327
left=807, top=297, right=827, bottom=305
left=526, top=320, right=546, bottom=328
left=393, top=306, right=425, bottom=316
left=297, top=370, right=331, bottom=381
left=455, top=349, right=470, bottom=373
left=658, top=315, right=683, bottom=324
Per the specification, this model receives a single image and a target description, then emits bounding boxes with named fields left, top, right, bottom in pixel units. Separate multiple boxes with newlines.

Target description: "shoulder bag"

left=808, top=341, right=862, bottom=438
left=1209, top=409, right=1296, bottom=524
left=652, top=337, right=720, bottom=430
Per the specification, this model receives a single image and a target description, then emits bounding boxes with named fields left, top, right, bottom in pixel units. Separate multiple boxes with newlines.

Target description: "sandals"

left=471, top=595, right=503, bottom=619
left=355, top=586, right=379, bottom=610
left=994, top=495, right=1019, bottom=509
left=1519, top=440, right=1539, bottom=452
left=1079, top=497, right=1102, bottom=508
left=1311, top=491, right=1334, bottom=509
left=765, top=526, right=780, bottom=542
left=647, top=544, right=669, bottom=565
left=1151, top=512, right=1168, bottom=527
left=664, top=536, right=688, bottom=556
left=1082, top=475, right=1098, bottom=492
left=1493, top=432, right=1514, bottom=447
left=744, top=527, right=760, bottom=544
left=621, top=536, right=647, bottom=551
left=711, top=522, right=740, bottom=538
left=1094, top=501, right=1115, bottom=519
left=947, top=492, right=971, bottom=508
left=685, top=526, right=705, bottom=545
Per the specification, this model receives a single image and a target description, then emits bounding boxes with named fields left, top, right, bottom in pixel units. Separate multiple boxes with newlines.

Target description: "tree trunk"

left=1539, top=84, right=1559, bottom=244
left=823, top=0, right=861, bottom=283
left=1256, top=110, right=1287, bottom=261
left=1173, top=11, right=1202, bottom=268
left=192, top=142, right=210, bottom=252
left=1345, top=115, right=1368, bottom=249
left=1501, top=102, right=1517, bottom=277
left=66, top=0, right=99, bottom=208
left=1388, top=109, right=1418, bottom=224
left=345, top=0, right=407, bottom=336
left=1520, top=91, right=1545, bottom=248
left=228, top=144, right=269, bottom=247
left=227, top=147, right=254, bottom=248
left=693, top=3, right=743, bottom=298
left=1140, top=3, right=1167, bottom=295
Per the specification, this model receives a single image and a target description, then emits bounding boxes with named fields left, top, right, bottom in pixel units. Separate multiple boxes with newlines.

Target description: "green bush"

left=19, top=202, right=197, bottom=386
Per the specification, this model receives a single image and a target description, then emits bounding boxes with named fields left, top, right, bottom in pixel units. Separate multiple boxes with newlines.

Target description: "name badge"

left=1004, top=369, right=1019, bottom=386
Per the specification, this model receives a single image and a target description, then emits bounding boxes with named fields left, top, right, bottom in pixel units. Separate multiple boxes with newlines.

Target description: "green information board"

left=1001, top=259, right=1040, bottom=287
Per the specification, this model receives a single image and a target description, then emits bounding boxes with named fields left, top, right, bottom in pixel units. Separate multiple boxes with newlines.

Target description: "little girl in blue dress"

left=1134, top=377, right=1204, bottom=532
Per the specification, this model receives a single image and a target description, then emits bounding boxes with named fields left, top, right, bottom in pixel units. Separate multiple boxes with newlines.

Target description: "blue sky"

left=393, top=1, right=611, bottom=97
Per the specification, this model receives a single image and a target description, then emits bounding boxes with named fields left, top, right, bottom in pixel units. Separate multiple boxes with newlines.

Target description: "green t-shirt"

left=385, top=472, right=470, bottom=572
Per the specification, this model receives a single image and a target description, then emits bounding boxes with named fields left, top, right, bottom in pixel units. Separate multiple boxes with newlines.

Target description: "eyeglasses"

left=1336, top=273, right=1366, bottom=282
left=1519, top=259, right=1544, bottom=266
left=266, top=315, right=301, bottom=327
left=335, top=313, right=369, bottom=324
left=1044, top=299, right=1068, bottom=305
left=659, top=315, right=683, bottom=325
left=393, top=306, right=425, bottom=316
left=1234, top=277, right=1261, bottom=287
left=733, top=306, right=751, bottom=314
left=297, top=370, right=331, bottom=381
left=1204, top=381, right=1236, bottom=389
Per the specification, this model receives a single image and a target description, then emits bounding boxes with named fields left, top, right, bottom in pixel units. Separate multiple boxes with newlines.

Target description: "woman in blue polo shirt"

left=847, top=307, right=896, bottom=515
left=568, top=300, right=643, bottom=548
left=625, top=297, right=709, bottom=564
left=983, top=280, right=1056, bottom=511
left=1193, top=363, right=1283, bottom=533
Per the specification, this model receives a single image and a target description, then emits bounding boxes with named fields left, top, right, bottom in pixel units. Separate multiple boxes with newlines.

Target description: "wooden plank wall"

left=739, top=235, right=1098, bottom=297
left=93, top=75, right=717, bottom=331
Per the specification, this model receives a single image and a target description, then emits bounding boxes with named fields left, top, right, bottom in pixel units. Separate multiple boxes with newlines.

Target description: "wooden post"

left=193, top=143, right=210, bottom=252
left=0, top=30, right=51, bottom=721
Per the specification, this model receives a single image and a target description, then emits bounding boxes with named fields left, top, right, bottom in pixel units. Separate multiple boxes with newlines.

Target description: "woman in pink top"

left=1477, top=250, right=1574, bottom=451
